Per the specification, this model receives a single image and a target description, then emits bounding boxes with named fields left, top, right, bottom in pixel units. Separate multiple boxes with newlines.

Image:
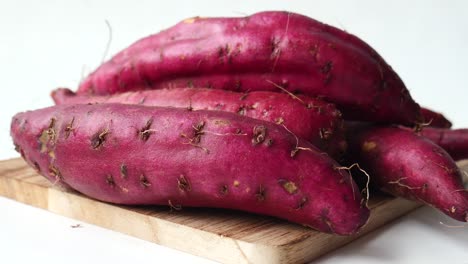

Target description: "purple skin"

left=421, top=107, right=452, bottom=128
left=51, top=87, right=346, bottom=158
left=11, top=104, right=369, bottom=235
left=348, top=126, right=468, bottom=222
left=77, top=11, right=421, bottom=126
left=419, top=127, right=468, bottom=161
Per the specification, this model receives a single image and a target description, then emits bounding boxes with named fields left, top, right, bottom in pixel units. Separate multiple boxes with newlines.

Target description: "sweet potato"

left=398, top=126, right=468, bottom=161
left=51, top=87, right=346, bottom=157
left=347, top=125, right=468, bottom=221
left=11, top=103, right=369, bottom=235
left=77, top=11, right=421, bottom=125
left=421, top=107, right=452, bottom=128
left=419, top=127, right=468, bottom=161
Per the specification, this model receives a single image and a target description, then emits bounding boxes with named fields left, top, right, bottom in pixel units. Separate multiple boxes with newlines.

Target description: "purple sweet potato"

left=421, top=107, right=452, bottom=128
left=11, top=103, right=369, bottom=235
left=51, top=87, right=346, bottom=157
left=347, top=125, right=468, bottom=221
left=419, top=127, right=468, bottom=161
left=76, top=11, right=421, bottom=125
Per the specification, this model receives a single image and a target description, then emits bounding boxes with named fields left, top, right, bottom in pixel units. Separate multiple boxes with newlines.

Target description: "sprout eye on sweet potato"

left=11, top=103, right=370, bottom=235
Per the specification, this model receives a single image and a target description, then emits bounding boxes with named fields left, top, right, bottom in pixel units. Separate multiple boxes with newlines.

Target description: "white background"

left=0, top=0, right=467, bottom=263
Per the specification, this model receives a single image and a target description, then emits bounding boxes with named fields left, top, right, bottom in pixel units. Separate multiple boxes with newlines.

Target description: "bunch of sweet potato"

left=10, top=11, right=467, bottom=235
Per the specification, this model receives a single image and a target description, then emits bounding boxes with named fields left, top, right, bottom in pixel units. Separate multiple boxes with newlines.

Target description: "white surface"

left=0, top=0, right=467, bottom=263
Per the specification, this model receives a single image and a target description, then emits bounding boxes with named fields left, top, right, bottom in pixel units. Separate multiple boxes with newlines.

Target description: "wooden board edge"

left=276, top=198, right=421, bottom=263
left=1, top=157, right=467, bottom=264
left=0, top=169, right=279, bottom=264
left=0, top=163, right=423, bottom=264
left=276, top=158, right=468, bottom=263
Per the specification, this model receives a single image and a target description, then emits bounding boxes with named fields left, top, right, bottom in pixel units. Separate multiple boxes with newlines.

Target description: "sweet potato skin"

left=76, top=11, right=421, bottom=125
left=347, top=126, right=467, bottom=221
left=51, top=87, right=346, bottom=157
left=421, top=107, right=452, bottom=128
left=11, top=103, right=369, bottom=235
left=419, top=127, right=468, bottom=161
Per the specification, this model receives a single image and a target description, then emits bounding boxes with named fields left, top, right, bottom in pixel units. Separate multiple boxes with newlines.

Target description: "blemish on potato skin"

left=138, top=96, right=148, bottom=105
left=177, top=175, right=191, bottom=192
left=233, top=180, right=240, bottom=187
left=214, top=119, right=230, bottom=126
left=362, top=141, right=377, bottom=152
left=220, top=185, right=228, bottom=195
left=319, top=128, right=332, bottom=140
left=138, top=119, right=154, bottom=141
left=255, top=185, right=266, bottom=201
left=180, top=121, right=210, bottom=153
left=234, top=79, right=242, bottom=91
left=294, top=197, right=308, bottom=210
left=237, top=106, right=246, bottom=116
left=120, top=164, right=128, bottom=179
left=38, top=118, right=58, bottom=152
left=106, top=174, right=115, bottom=188
left=309, top=44, right=319, bottom=62
left=91, top=128, right=109, bottom=149
left=321, top=215, right=334, bottom=233
left=64, top=117, right=75, bottom=139
left=320, top=61, right=333, bottom=74
left=214, top=103, right=225, bottom=110
left=270, top=37, right=281, bottom=59
left=192, top=121, right=205, bottom=143
left=46, top=118, right=57, bottom=143
left=139, top=174, right=151, bottom=188
left=239, top=92, right=249, bottom=100
left=278, top=179, right=298, bottom=194
left=39, top=131, right=49, bottom=153
left=252, top=125, right=267, bottom=145
left=450, top=206, right=456, bottom=213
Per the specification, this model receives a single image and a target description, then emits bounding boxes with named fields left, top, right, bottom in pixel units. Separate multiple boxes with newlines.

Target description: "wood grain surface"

left=1, top=158, right=467, bottom=264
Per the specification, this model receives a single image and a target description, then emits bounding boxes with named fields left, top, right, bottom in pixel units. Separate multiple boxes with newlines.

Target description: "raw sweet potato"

left=347, top=125, right=468, bottom=222
left=419, top=127, right=468, bottom=161
left=398, top=126, right=468, bottom=161
left=77, top=11, right=421, bottom=125
left=421, top=107, right=452, bottom=128
left=10, top=103, right=369, bottom=235
left=51, top=87, right=346, bottom=157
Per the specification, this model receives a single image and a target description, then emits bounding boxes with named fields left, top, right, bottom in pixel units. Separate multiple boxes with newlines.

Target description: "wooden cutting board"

left=1, top=158, right=467, bottom=264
